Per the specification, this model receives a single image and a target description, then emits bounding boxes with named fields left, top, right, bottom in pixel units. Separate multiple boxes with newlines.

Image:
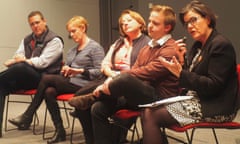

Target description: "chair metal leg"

left=163, top=128, right=188, bottom=144
left=4, top=95, right=10, bottom=132
left=188, top=127, right=219, bottom=144
left=211, top=128, right=219, bottom=144
left=62, top=101, right=70, bottom=129
left=130, top=122, right=140, bottom=143
left=32, top=112, right=41, bottom=135
left=70, top=117, right=76, bottom=144
left=0, top=95, right=6, bottom=137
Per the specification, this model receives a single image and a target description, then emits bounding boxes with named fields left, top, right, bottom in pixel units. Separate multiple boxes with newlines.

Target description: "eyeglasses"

left=184, top=16, right=199, bottom=28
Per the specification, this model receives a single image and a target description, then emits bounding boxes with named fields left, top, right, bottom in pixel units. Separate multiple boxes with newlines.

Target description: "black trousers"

left=109, top=73, right=157, bottom=108
left=0, top=62, right=42, bottom=137
left=91, top=73, right=157, bottom=144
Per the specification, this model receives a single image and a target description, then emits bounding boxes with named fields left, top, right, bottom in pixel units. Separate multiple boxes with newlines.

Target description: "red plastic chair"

left=108, top=109, right=141, bottom=143
left=164, top=64, right=240, bottom=144
left=164, top=121, right=240, bottom=144
left=5, top=89, right=40, bottom=134
left=42, top=93, right=79, bottom=144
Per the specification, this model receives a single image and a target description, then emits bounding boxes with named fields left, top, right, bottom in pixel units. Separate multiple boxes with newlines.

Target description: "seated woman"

left=141, top=1, right=238, bottom=144
left=8, top=16, right=105, bottom=144
left=68, top=9, right=150, bottom=144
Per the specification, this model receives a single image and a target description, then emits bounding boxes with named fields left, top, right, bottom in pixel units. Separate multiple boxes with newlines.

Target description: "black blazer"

left=180, top=29, right=238, bottom=117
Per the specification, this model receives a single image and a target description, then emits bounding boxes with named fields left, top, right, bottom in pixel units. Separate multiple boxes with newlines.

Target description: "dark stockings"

left=43, top=75, right=80, bottom=127
left=141, top=106, right=178, bottom=144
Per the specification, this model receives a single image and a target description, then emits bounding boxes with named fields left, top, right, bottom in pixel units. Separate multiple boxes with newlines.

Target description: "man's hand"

left=4, top=54, right=26, bottom=67
left=93, top=84, right=104, bottom=97
left=93, top=77, right=112, bottom=96
left=14, top=54, right=26, bottom=62
left=4, top=59, right=16, bottom=67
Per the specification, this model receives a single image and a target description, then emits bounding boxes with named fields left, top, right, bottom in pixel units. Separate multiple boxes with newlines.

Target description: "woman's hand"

left=66, top=68, right=84, bottom=77
left=159, top=56, right=182, bottom=78
left=175, top=38, right=187, bottom=65
left=61, top=65, right=71, bottom=77
left=61, top=65, right=83, bottom=77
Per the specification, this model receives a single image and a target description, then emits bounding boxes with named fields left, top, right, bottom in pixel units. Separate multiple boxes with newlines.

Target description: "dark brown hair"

left=179, top=0, right=217, bottom=28
left=28, top=11, right=45, bottom=20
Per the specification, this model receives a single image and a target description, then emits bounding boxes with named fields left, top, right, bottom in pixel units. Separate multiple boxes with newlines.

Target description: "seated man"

left=0, top=10, right=63, bottom=137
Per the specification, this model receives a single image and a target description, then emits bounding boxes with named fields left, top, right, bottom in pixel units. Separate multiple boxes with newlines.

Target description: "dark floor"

left=1, top=94, right=240, bottom=144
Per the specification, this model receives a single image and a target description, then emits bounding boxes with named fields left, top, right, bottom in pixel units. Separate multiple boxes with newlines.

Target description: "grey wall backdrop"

left=103, top=0, right=239, bottom=63
left=0, top=0, right=239, bottom=72
left=0, top=0, right=100, bottom=70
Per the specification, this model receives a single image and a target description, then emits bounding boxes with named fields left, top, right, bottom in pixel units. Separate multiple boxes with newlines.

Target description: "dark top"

left=180, top=29, right=238, bottom=117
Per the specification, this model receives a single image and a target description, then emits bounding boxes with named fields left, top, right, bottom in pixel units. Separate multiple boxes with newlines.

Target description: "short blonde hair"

left=66, top=16, right=89, bottom=33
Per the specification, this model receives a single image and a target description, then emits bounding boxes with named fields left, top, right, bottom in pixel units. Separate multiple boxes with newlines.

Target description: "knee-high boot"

left=46, top=98, right=66, bottom=144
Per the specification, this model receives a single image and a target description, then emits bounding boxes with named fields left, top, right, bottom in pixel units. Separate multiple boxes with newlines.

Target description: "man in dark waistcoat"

left=0, top=11, right=64, bottom=137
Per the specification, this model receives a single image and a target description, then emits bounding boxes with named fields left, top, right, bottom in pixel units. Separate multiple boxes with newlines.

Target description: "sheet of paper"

left=138, top=96, right=194, bottom=108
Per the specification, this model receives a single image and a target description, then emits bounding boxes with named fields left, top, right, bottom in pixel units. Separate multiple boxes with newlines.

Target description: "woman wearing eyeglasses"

left=141, top=1, right=238, bottom=144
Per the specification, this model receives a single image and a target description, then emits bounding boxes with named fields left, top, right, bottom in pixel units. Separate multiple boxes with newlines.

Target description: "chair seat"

left=57, top=93, right=75, bottom=101
left=114, top=109, right=140, bottom=120
left=169, top=121, right=240, bottom=132
left=13, top=89, right=37, bottom=95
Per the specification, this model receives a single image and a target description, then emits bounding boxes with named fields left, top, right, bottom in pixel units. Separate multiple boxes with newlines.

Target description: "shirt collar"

left=148, top=34, right=172, bottom=48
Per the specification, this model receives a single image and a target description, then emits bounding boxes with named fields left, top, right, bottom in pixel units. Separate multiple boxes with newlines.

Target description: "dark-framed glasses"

left=184, top=16, right=199, bottom=28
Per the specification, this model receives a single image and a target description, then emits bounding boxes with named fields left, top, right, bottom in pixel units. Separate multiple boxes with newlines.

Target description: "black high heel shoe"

left=8, top=114, right=32, bottom=130
left=69, top=110, right=78, bottom=117
left=47, top=128, right=66, bottom=144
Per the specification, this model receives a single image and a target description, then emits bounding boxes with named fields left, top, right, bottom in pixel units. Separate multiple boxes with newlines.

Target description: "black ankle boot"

left=47, top=128, right=66, bottom=144
left=8, top=114, right=32, bottom=130
left=69, top=109, right=78, bottom=117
